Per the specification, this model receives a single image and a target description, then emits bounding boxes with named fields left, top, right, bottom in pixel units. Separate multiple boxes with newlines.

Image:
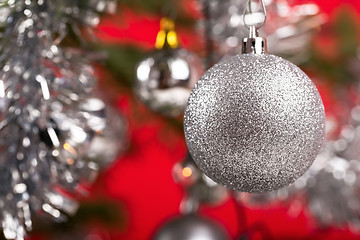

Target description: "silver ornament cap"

left=242, top=26, right=267, bottom=54
left=184, top=11, right=325, bottom=193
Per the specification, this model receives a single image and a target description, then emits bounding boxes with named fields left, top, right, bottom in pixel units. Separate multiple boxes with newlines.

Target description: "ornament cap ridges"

left=242, top=37, right=267, bottom=54
left=242, top=26, right=267, bottom=54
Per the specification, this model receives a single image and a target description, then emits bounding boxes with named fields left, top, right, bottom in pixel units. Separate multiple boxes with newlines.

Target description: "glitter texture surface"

left=184, top=54, right=326, bottom=193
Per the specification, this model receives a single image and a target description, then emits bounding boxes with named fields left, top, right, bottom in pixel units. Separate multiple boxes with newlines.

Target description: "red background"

left=78, top=0, right=360, bottom=239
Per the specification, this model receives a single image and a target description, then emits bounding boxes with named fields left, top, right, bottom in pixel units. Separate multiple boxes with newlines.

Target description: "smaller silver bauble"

left=173, top=154, right=202, bottom=186
left=153, top=214, right=230, bottom=240
left=84, top=105, right=127, bottom=167
left=173, top=154, right=228, bottom=205
left=134, top=48, right=204, bottom=117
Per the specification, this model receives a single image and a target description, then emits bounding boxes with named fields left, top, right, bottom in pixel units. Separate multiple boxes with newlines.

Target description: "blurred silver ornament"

left=199, top=0, right=326, bottom=63
left=184, top=22, right=325, bottom=193
left=173, top=154, right=203, bottom=187
left=173, top=154, right=229, bottom=207
left=134, top=18, right=204, bottom=117
left=153, top=214, right=230, bottom=240
left=84, top=103, right=127, bottom=167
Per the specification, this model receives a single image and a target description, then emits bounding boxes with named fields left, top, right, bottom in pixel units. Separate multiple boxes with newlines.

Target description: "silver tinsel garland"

left=0, top=0, right=123, bottom=239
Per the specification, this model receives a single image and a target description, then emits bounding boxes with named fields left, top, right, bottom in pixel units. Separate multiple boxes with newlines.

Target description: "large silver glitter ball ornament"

left=134, top=48, right=204, bottom=117
left=153, top=214, right=229, bottom=240
left=184, top=54, right=326, bottom=193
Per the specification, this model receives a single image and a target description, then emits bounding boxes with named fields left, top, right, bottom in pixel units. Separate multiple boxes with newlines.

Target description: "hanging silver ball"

left=173, top=154, right=229, bottom=205
left=134, top=48, right=204, bottom=117
left=184, top=53, right=325, bottom=193
left=153, top=214, right=230, bottom=240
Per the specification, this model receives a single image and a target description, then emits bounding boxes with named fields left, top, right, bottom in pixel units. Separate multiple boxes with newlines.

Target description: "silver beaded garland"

left=184, top=21, right=326, bottom=192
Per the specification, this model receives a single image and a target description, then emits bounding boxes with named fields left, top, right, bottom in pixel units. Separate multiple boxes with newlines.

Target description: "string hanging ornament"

left=154, top=154, right=230, bottom=240
left=199, top=0, right=326, bottom=63
left=184, top=0, right=326, bottom=193
left=134, top=17, right=204, bottom=117
left=172, top=154, right=229, bottom=206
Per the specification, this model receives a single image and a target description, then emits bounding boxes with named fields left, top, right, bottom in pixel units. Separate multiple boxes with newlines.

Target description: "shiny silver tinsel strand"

left=0, top=0, right=116, bottom=37
left=0, top=1, right=124, bottom=239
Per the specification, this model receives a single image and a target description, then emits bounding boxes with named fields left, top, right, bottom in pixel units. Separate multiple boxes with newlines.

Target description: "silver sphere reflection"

left=153, top=214, right=230, bottom=240
left=134, top=48, right=204, bottom=117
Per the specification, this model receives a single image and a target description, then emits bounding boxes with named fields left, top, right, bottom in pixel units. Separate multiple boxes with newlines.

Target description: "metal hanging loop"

left=243, top=0, right=267, bottom=31
left=242, top=0, right=268, bottom=54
